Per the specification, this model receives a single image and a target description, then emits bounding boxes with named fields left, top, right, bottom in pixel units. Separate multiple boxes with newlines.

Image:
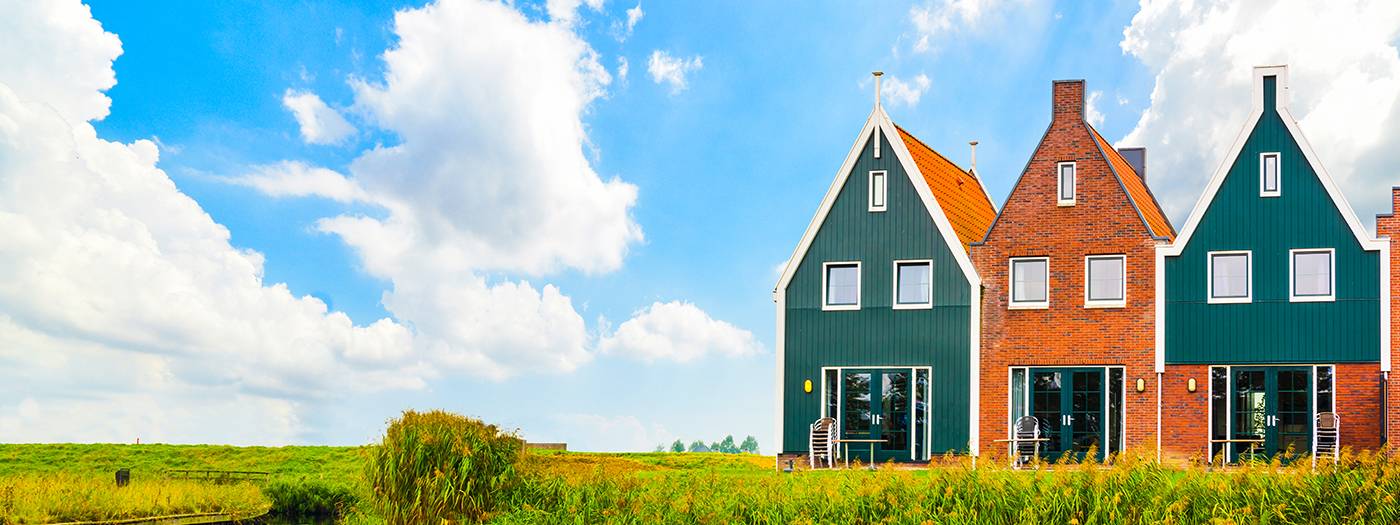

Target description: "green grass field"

left=6, top=444, right=1400, bottom=524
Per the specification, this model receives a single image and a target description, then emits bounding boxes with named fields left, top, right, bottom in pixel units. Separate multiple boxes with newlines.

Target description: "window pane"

left=1059, top=165, right=1074, bottom=200
left=1294, top=251, right=1332, bottom=296
left=1263, top=154, right=1279, bottom=192
left=871, top=172, right=886, bottom=208
left=1109, top=368, right=1123, bottom=454
left=1088, top=257, right=1124, bottom=301
left=1210, top=367, right=1228, bottom=460
left=896, top=262, right=931, bottom=304
left=1211, top=254, right=1249, bottom=298
left=1316, top=366, right=1334, bottom=413
left=826, top=265, right=859, bottom=305
left=1010, top=368, right=1027, bottom=427
left=1012, top=260, right=1048, bottom=303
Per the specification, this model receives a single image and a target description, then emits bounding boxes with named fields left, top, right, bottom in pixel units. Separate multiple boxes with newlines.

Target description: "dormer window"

left=1260, top=152, right=1280, bottom=197
left=869, top=170, right=887, bottom=212
left=1057, top=162, right=1076, bottom=206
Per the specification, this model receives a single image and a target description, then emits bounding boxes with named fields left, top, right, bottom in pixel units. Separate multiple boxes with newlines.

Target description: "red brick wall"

left=971, top=80, right=1164, bottom=456
left=1374, top=187, right=1400, bottom=450
left=1160, top=363, right=1384, bottom=463
left=1160, top=365, right=1209, bottom=463
left=1336, top=363, right=1385, bottom=451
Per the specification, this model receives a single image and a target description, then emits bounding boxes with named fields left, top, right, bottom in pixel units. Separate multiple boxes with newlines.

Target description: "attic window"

left=1057, top=162, right=1076, bottom=206
left=1260, top=152, right=1280, bottom=197
left=869, top=170, right=887, bottom=212
left=874, top=129, right=881, bottom=158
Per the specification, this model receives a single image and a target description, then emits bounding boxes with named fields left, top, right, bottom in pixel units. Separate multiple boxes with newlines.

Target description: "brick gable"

left=972, top=79, right=1171, bottom=455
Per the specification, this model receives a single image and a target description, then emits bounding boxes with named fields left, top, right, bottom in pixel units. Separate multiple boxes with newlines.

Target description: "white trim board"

left=1156, top=65, right=1391, bottom=373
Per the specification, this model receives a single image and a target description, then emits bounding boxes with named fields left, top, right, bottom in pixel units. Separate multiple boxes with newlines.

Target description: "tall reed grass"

left=493, top=448, right=1400, bottom=524
left=364, top=410, right=524, bottom=524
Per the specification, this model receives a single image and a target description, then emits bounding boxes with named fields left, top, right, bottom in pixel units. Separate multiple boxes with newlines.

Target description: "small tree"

left=739, top=435, right=759, bottom=454
left=671, top=440, right=685, bottom=453
left=716, top=435, right=739, bottom=454
left=653, top=444, right=665, bottom=452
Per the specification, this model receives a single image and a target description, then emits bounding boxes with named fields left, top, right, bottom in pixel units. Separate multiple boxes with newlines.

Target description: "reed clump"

left=364, top=410, right=524, bottom=524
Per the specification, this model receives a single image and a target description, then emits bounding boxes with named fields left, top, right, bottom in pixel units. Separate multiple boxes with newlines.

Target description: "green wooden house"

left=774, top=76, right=997, bottom=463
left=1157, top=65, right=1390, bottom=461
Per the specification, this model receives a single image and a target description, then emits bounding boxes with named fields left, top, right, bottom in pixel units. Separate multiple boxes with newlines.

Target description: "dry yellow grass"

left=0, top=472, right=268, bottom=524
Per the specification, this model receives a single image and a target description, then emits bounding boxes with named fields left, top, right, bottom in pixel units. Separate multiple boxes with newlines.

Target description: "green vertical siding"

left=1164, top=77, right=1381, bottom=364
left=782, top=129, right=973, bottom=454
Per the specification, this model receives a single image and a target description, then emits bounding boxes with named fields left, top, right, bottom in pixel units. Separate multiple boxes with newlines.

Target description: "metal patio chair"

left=809, top=417, right=838, bottom=469
left=1012, top=415, right=1041, bottom=468
left=1313, top=412, right=1340, bottom=470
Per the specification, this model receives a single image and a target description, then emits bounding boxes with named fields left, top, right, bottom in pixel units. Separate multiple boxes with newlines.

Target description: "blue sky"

left=4, top=0, right=1398, bottom=450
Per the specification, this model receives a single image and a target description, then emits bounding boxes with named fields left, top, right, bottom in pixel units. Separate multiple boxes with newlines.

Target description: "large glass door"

left=1231, top=367, right=1312, bottom=460
left=1028, top=368, right=1109, bottom=461
left=840, top=369, right=912, bottom=463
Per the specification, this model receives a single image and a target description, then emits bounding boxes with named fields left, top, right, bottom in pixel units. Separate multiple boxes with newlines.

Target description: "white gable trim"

left=1156, top=65, right=1390, bottom=372
left=774, top=107, right=981, bottom=293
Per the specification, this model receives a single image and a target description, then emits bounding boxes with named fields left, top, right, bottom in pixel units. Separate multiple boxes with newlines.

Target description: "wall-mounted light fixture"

left=804, top=379, right=813, bottom=393
left=1188, top=378, right=1197, bottom=392
left=1135, top=378, right=1146, bottom=392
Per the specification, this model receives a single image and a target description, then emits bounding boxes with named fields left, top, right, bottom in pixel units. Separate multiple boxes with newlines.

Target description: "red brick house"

left=971, top=80, right=1174, bottom=460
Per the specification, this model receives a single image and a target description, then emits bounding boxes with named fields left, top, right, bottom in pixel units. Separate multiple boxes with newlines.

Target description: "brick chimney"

left=1052, top=80, right=1085, bottom=122
left=1376, top=186, right=1400, bottom=448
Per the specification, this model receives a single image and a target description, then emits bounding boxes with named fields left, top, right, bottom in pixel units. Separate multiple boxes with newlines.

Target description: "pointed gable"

left=895, top=124, right=997, bottom=249
left=1088, top=126, right=1175, bottom=240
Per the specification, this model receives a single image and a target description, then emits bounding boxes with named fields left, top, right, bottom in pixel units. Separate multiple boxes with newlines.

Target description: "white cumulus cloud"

left=282, top=89, right=356, bottom=145
left=647, top=50, right=703, bottom=94
left=230, top=161, right=369, bottom=203
left=0, top=0, right=424, bottom=444
left=546, top=0, right=605, bottom=26
left=909, top=0, right=1031, bottom=54
left=882, top=73, right=932, bottom=108
left=1085, top=89, right=1105, bottom=127
left=1119, top=0, right=1400, bottom=223
left=599, top=301, right=763, bottom=363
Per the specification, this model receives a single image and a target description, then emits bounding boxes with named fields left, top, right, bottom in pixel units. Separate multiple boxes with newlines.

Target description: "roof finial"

left=969, top=140, right=979, bottom=174
left=873, top=71, right=884, bottom=108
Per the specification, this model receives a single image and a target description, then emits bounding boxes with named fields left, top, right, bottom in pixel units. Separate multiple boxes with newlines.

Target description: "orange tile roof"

left=1088, top=125, right=1175, bottom=240
left=894, top=124, right=998, bottom=248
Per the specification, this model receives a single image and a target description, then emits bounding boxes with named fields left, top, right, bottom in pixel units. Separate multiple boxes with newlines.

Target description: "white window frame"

left=1206, top=250, right=1252, bottom=304
left=1289, top=248, right=1336, bottom=303
left=1008, top=256, right=1050, bottom=310
left=868, top=170, right=887, bottom=212
left=822, top=261, right=862, bottom=311
left=892, top=259, right=934, bottom=310
left=821, top=365, right=934, bottom=461
left=873, top=128, right=881, bottom=159
left=1007, top=365, right=1127, bottom=454
left=1057, top=162, right=1076, bottom=206
left=1083, top=254, right=1127, bottom=308
left=1260, top=152, right=1281, bottom=197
